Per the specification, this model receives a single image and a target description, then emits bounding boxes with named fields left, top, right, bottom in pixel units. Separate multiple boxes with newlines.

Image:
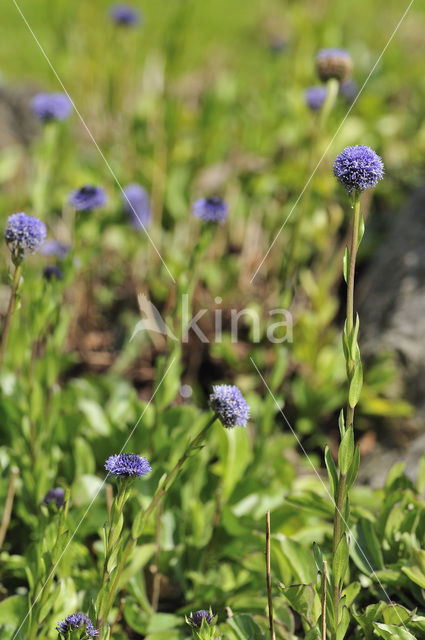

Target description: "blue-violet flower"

left=209, top=384, right=250, bottom=428
left=333, top=145, right=384, bottom=194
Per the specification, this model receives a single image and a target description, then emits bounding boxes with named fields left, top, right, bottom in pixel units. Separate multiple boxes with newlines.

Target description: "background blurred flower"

left=42, top=487, right=65, bottom=508
left=109, top=3, right=141, bottom=26
left=43, top=265, right=63, bottom=281
left=31, top=92, right=72, bottom=122
left=339, top=79, right=359, bottom=103
left=105, top=453, right=152, bottom=477
left=316, top=48, right=352, bottom=82
left=5, top=212, right=46, bottom=260
left=209, top=384, right=250, bottom=428
left=305, top=86, right=327, bottom=111
left=40, top=239, right=70, bottom=259
left=333, top=145, right=384, bottom=193
left=192, top=196, right=228, bottom=224
left=68, top=185, right=108, bottom=211
left=122, top=183, right=151, bottom=229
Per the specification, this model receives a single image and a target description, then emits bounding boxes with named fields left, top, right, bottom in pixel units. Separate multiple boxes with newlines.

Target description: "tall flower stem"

left=331, top=191, right=361, bottom=639
left=144, top=414, right=217, bottom=521
left=345, top=193, right=361, bottom=428
left=0, top=260, right=22, bottom=376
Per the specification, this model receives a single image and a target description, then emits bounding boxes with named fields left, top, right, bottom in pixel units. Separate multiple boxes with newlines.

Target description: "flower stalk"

left=0, top=260, right=22, bottom=376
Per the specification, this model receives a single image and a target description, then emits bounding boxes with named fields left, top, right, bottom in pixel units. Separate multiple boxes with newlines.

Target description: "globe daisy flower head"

left=42, top=487, right=65, bottom=508
left=192, top=196, right=228, bottom=224
left=105, top=453, right=152, bottom=478
left=31, top=92, right=72, bottom=122
left=333, top=145, right=384, bottom=194
left=209, top=384, right=250, bottom=428
left=305, top=86, right=327, bottom=111
left=187, top=610, right=215, bottom=628
left=316, top=48, right=352, bottom=83
left=109, top=3, right=141, bottom=26
left=56, top=612, right=98, bottom=637
left=43, top=265, right=64, bottom=281
left=68, top=185, right=108, bottom=211
left=122, top=183, right=151, bottom=229
left=5, top=213, right=47, bottom=262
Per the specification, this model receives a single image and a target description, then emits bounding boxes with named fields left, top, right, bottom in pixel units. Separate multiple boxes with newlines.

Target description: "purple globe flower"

left=122, top=183, right=151, bottom=229
left=31, top=92, right=72, bottom=122
left=68, top=185, right=108, bottom=211
left=43, top=487, right=65, bottom=508
left=56, top=612, right=98, bottom=637
left=209, top=384, right=250, bottom=428
left=109, top=3, right=141, bottom=26
left=40, top=239, right=70, bottom=259
left=105, top=453, right=152, bottom=477
left=192, top=196, right=228, bottom=224
left=333, top=145, right=384, bottom=194
left=339, top=80, right=358, bottom=103
left=316, top=48, right=352, bottom=82
left=305, top=86, right=327, bottom=111
left=188, top=610, right=214, bottom=628
left=5, top=213, right=47, bottom=261
left=43, top=265, right=63, bottom=281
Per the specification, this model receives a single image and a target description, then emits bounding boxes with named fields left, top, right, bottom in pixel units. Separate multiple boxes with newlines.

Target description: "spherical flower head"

left=192, top=196, right=228, bottom=224
left=5, top=213, right=47, bottom=261
left=31, top=92, right=72, bottom=122
left=123, top=183, right=151, bottom=229
left=40, top=239, right=70, bottom=259
left=105, top=453, right=152, bottom=477
left=339, top=80, right=358, bottom=103
left=316, top=48, right=352, bottom=82
left=209, top=384, right=250, bottom=428
left=109, top=3, right=141, bottom=26
left=43, top=265, right=63, bottom=281
left=43, top=487, right=65, bottom=508
left=333, top=145, right=384, bottom=194
left=305, top=86, right=327, bottom=111
left=56, top=612, right=98, bottom=637
left=188, top=610, right=214, bottom=628
left=68, top=185, right=108, bottom=211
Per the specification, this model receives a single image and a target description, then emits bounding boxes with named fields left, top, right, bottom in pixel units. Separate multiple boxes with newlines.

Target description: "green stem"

left=0, top=261, right=22, bottom=376
left=319, top=78, right=339, bottom=131
left=144, top=414, right=217, bottom=521
left=345, top=193, right=361, bottom=428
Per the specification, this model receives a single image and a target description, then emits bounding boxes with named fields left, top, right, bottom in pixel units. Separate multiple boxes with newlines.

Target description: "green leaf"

left=346, top=445, right=360, bottom=491
left=336, top=606, right=350, bottom=640
left=351, top=314, right=360, bottom=360
left=348, top=361, right=363, bottom=408
left=382, top=603, right=412, bottom=625
left=278, top=583, right=321, bottom=627
left=333, top=535, right=349, bottom=586
left=357, top=215, right=365, bottom=248
left=225, top=614, right=265, bottom=640
left=338, top=426, right=354, bottom=475
left=338, top=409, right=345, bottom=439
left=373, top=623, right=416, bottom=640
left=131, top=510, right=146, bottom=540
left=349, top=520, right=384, bottom=573
left=325, top=446, right=338, bottom=500
left=343, top=248, right=349, bottom=283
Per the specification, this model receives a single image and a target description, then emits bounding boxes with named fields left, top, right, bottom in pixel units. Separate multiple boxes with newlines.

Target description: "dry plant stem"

left=144, top=414, right=217, bottom=521
left=321, top=560, right=327, bottom=640
left=266, top=511, right=276, bottom=640
left=0, top=466, right=19, bottom=549
left=0, top=262, right=22, bottom=377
